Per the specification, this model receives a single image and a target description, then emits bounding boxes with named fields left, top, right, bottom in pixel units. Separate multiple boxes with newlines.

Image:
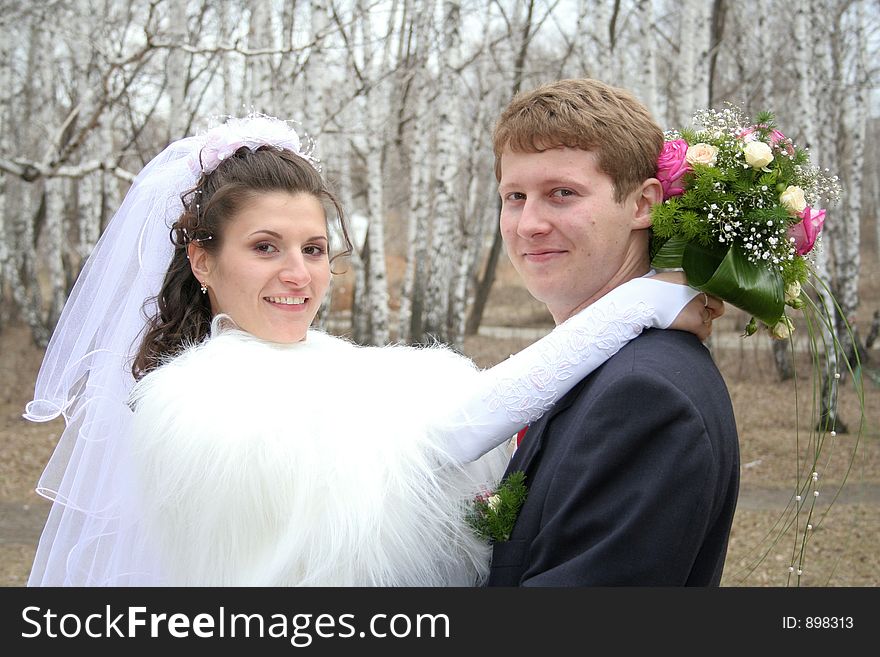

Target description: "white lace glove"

left=437, top=277, right=699, bottom=463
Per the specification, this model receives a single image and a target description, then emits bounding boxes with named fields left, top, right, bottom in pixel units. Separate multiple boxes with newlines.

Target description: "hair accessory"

left=192, top=113, right=320, bottom=175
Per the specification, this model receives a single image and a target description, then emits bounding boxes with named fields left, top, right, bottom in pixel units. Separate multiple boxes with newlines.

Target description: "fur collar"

left=129, top=328, right=507, bottom=585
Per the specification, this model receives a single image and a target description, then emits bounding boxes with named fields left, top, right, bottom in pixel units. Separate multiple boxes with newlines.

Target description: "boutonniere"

left=467, top=471, right=527, bottom=543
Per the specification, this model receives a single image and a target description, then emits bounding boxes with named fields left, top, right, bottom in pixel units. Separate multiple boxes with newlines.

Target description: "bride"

left=25, top=115, right=718, bottom=586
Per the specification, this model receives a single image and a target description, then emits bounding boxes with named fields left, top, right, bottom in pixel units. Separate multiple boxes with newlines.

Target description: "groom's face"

left=498, top=147, right=655, bottom=324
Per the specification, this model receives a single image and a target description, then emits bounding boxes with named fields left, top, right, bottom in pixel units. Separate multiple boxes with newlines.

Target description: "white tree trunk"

left=635, top=0, right=658, bottom=117
left=677, top=0, right=712, bottom=126
left=830, top=2, right=866, bottom=355
left=794, top=2, right=817, bottom=148
left=0, top=21, right=13, bottom=325
left=218, top=2, right=238, bottom=112
left=398, top=83, right=432, bottom=343
left=245, top=0, right=275, bottom=109
left=423, top=0, right=462, bottom=343
left=166, top=0, right=188, bottom=139
left=8, top=18, right=47, bottom=343
left=364, top=104, right=391, bottom=346
left=44, top=178, right=67, bottom=329
left=804, top=0, right=844, bottom=431
left=356, top=0, right=396, bottom=345
left=835, top=87, right=865, bottom=328
left=0, top=183, right=8, bottom=326
left=589, top=0, right=612, bottom=80
left=307, top=1, right=333, bottom=329
left=305, top=1, right=330, bottom=138
left=676, top=1, right=697, bottom=125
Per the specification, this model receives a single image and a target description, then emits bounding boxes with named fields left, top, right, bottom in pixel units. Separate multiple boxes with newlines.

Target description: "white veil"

left=25, top=115, right=313, bottom=585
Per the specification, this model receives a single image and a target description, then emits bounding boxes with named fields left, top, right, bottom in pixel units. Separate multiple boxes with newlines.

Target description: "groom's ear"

left=631, top=178, right=663, bottom=230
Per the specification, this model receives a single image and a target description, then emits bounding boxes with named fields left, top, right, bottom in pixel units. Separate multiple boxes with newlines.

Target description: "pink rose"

left=769, top=129, right=787, bottom=145
left=657, top=139, right=692, bottom=199
left=788, top=206, right=826, bottom=255
left=769, top=129, right=795, bottom=155
left=740, top=126, right=794, bottom=155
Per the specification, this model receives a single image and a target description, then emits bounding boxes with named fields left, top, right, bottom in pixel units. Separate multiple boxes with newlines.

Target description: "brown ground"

left=2, top=256, right=878, bottom=587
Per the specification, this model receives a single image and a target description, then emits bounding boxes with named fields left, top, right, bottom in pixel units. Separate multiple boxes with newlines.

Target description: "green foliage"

left=467, top=471, right=528, bottom=543
left=780, top=252, right=808, bottom=287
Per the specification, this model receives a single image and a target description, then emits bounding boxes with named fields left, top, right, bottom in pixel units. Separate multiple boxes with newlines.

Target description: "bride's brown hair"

left=131, top=146, right=351, bottom=379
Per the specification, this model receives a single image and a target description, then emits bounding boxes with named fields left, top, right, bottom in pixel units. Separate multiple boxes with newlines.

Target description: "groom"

left=486, top=79, right=740, bottom=586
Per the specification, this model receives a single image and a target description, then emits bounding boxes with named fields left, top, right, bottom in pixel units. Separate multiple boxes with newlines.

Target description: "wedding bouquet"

left=651, top=106, right=841, bottom=338
left=652, top=109, right=869, bottom=586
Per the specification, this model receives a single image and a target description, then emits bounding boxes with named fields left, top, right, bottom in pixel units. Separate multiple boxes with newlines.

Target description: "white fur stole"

left=129, top=328, right=509, bottom=586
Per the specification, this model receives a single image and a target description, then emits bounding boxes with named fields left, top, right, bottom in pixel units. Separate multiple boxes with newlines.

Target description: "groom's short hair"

left=492, top=78, right=663, bottom=203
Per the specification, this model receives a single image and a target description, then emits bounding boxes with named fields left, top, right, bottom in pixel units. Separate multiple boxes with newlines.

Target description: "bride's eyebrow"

left=247, top=229, right=283, bottom=239
left=246, top=231, right=328, bottom=241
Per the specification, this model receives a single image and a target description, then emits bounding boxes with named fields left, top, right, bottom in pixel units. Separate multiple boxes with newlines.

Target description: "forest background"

left=1, top=0, right=878, bottom=586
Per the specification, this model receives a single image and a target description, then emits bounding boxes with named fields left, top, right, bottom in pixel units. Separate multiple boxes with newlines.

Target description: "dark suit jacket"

left=486, top=329, right=739, bottom=586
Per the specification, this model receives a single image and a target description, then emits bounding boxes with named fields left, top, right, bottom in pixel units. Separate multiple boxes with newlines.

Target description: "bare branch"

left=0, top=157, right=135, bottom=183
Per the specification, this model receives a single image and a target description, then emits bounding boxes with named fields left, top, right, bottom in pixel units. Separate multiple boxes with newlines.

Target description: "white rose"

left=784, top=280, right=802, bottom=304
left=487, top=495, right=501, bottom=512
left=743, top=141, right=773, bottom=169
left=780, top=185, right=807, bottom=215
left=686, top=143, right=718, bottom=166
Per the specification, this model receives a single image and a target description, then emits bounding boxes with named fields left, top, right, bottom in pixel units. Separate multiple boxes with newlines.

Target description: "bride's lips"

left=264, top=295, right=310, bottom=311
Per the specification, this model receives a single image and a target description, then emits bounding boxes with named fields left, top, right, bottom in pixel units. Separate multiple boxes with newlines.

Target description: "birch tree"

left=585, top=0, right=613, bottom=80
left=397, top=79, right=432, bottom=342
left=166, top=0, right=190, bottom=139
left=421, top=0, right=463, bottom=346
left=801, top=0, right=844, bottom=431
left=6, top=14, right=48, bottom=344
left=341, top=0, right=396, bottom=346
left=397, top=2, right=435, bottom=342
left=245, top=0, right=275, bottom=110
left=674, top=0, right=712, bottom=127
left=305, top=1, right=334, bottom=329
left=635, top=0, right=658, bottom=116
left=830, top=2, right=868, bottom=354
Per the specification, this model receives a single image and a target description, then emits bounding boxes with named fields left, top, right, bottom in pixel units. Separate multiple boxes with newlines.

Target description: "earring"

left=200, top=282, right=208, bottom=294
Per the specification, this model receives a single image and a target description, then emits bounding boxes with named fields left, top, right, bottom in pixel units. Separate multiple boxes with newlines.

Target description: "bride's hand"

left=649, top=271, right=725, bottom=341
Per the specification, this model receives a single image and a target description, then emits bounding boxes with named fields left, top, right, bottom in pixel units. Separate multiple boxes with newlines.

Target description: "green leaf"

left=682, top=242, right=785, bottom=326
left=651, top=236, right=687, bottom=270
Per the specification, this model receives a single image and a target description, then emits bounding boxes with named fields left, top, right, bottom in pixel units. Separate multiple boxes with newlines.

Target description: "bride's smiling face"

left=189, top=191, right=331, bottom=343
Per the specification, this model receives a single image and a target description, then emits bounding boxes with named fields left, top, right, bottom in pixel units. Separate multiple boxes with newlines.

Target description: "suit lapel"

left=505, top=375, right=591, bottom=480
left=505, top=413, right=546, bottom=479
